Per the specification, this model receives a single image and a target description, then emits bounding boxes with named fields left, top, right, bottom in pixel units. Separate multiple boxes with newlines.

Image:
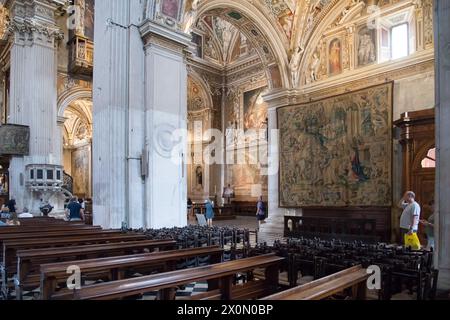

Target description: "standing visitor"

left=205, top=199, right=214, bottom=227
left=398, top=191, right=421, bottom=246
left=256, top=196, right=266, bottom=229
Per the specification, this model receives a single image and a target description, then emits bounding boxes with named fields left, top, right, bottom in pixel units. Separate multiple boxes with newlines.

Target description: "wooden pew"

left=9, top=239, right=175, bottom=299
left=1, top=229, right=122, bottom=242
left=39, top=245, right=222, bottom=300
left=1, top=218, right=84, bottom=225
left=0, top=225, right=101, bottom=235
left=0, top=229, right=124, bottom=261
left=59, top=253, right=284, bottom=300
left=261, top=265, right=369, bottom=300
left=1, top=233, right=148, bottom=296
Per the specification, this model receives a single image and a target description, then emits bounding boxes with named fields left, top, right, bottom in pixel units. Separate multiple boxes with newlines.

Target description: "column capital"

left=140, top=20, right=192, bottom=55
left=5, top=0, right=66, bottom=47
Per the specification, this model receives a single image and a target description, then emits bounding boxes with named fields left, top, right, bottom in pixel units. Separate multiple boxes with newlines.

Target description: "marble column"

left=434, top=0, right=450, bottom=290
left=92, top=0, right=146, bottom=229
left=140, top=21, right=190, bottom=229
left=93, top=0, right=189, bottom=230
left=7, top=0, right=64, bottom=213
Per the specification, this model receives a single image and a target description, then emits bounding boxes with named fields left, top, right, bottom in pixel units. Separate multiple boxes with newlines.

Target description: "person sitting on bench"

left=66, top=197, right=84, bottom=221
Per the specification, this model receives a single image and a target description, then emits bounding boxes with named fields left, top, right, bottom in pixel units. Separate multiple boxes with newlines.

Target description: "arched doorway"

left=62, top=99, right=93, bottom=201
left=185, top=1, right=287, bottom=213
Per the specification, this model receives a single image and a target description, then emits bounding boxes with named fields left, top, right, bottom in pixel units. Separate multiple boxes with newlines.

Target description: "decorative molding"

left=4, top=0, right=66, bottom=47
left=264, top=57, right=434, bottom=110
left=140, top=20, right=192, bottom=55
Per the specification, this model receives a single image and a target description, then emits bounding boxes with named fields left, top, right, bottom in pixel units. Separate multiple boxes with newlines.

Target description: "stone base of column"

left=258, top=214, right=286, bottom=245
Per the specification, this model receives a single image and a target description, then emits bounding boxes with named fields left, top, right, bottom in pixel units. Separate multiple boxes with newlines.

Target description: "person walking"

left=205, top=199, right=214, bottom=227
left=398, top=191, right=421, bottom=246
left=256, top=196, right=266, bottom=230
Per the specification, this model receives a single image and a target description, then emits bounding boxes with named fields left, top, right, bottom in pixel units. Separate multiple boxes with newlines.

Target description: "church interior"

left=0, top=0, right=449, bottom=302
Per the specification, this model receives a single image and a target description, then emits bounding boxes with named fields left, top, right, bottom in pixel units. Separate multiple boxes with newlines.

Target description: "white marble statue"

left=289, top=46, right=304, bottom=88
left=183, top=0, right=200, bottom=33
left=309, top=52, right=321, bottom=83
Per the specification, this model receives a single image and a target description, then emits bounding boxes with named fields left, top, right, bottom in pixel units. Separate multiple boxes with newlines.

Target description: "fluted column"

left=434, top=0, right=450, bottom=290
left=7, top=0, right=64, bottom=212
left=92, top=0, right=146, bottom=229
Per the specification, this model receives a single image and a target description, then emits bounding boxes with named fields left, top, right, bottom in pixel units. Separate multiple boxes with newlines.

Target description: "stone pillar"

left=434, top=0, right=450, bottom=290
left=258, top=107, right=286, bottom=245
left=92, top=0, right=146, bottom=229
left=140, top=21, right=190, bottom=229
left=7, top=0, right=64, bottom=213
left=93, top=1, right=189, bottom=230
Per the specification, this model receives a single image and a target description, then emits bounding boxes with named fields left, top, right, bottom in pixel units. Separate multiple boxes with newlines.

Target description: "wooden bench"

left=0, top=225, right=101, bottom=235
left=1, top=218, right=85, bottom=226
left=9, top=239, right=175, bottom=299
left=1, top=233, right=148, bottom=296
left=59, top=253, right=284, bottom=300
left=261, top=265, right=369, bottom=300
left=1, top=229, right=122, bottom=243
left=39, top=245, right=222, bottom=300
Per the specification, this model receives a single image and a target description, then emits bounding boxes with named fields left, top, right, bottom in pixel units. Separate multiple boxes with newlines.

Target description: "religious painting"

left=191, top=32, right=203, bottom=58
left=84, top=0, right=95, bottom=40
left=279, top=11, right=294, bottom=39
left=195, top=166, right=203, bottom=187
left=328, top=38, right=342, bottom=75
left=161, top=0, right=181, bottom=21
left=72, top=145, right=91, bottom=197
left=0, top=124, right=30, bottom=155
left=278, top=83, right=393, bottom=207
left=357, top=26, right=377, bottom=67
left=243, top=87, right=268, bottom=131
left=381, top=28, right=389, bottom=47
left=269, top=65, right=283, bottom=89
left=202, top=16, right=213, bottom=29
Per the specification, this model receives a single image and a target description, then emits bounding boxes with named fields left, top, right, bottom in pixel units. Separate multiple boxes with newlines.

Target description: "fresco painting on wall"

left=72, top=145, right=90, bottom=197
left=278, top=83, right=393, bottom=207
left=161, top=0, right=181, bottom=20
left=328, top=38, right=342, bottom=75
left=84, top=0, right=95, bottom=39
left=269, top=65, right=283, bottom=89
left=243, top=87, right=269, bottom=131
left=357, top=26, right=377, bottom=67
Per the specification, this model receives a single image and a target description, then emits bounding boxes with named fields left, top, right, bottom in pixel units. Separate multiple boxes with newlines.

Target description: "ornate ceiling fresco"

left=0, top=3, right=8, bottom=39
left=183, top=0, right=433, bottom=90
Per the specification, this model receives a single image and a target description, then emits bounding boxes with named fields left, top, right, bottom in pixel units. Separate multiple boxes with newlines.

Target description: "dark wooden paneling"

left=302, top=207, right=391, bottom=242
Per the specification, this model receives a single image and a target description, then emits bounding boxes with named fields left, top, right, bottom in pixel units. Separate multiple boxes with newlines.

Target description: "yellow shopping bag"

left=404, top=233, right=421, bottom=250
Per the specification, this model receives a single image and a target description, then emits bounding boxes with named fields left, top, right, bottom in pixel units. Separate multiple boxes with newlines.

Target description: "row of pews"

left=1, top=218, right=378, bottom=301
left=0, top=219, right=284, bottom=300
left=250, top=238, right=439, bottom=300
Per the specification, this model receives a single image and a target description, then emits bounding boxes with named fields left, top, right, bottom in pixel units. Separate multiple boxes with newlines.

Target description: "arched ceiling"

left=63, top=99, right=93, bottom=147
left=185, top=0, right=346, bottom=89
left=195, top=15, right=256, bottom=66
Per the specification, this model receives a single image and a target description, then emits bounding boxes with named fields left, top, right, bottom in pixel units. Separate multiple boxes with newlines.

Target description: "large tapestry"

left=278, top=83, right=393, bottom=207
